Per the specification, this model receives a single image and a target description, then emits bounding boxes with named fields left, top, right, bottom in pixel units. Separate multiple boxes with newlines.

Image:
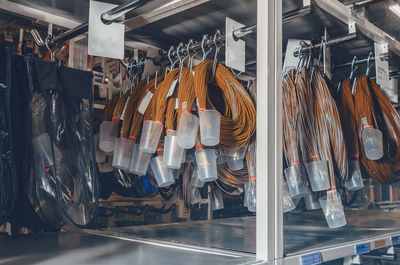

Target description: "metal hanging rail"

left=333, top=53, right=390, bottom=69
left=293, top=33, right=358, bottom=57
left=31, top=2, right=311, bottom=50
left=166, top=5, right=313, bottom=58
left=31, top=0, right=153, bottom=47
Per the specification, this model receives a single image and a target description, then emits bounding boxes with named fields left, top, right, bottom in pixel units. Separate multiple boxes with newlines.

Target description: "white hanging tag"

left=120, top=96, right=130, bottom=120
left=138, top=91, right=153, bottom=114
left=166, top=79, right=178, bottom=98
left=196, top=98, right=200, bottom=109
left=182, top=101, right=187, bottom=111
left=175, top=98, right=179, bottom=109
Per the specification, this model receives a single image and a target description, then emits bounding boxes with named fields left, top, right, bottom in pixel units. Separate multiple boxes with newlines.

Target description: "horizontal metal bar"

left=101, top=0, right=154, bottom=24
left=282, top=5, right=312, bottom=23
left=293, top=33, right=357, bottom=57
left=33, top=0, right=152, bottom=46
left=333, top=53, right=390, bottom=68
left=52, top=23, right=88, bottom=46
left=168, top=5, right=313, bottom=58
left=233, top=25, right=256, bottom=40
left=313, top=0, right=400, bottom=56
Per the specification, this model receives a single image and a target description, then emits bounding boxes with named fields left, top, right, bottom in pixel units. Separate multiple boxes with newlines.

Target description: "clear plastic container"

left=362, top=127, right=383, bottom=160
left=189, top=186, right=201, bottom=205
left=99, top=120, right=119, bottom=152
left=195, top=147, right=218, bottom=182
left=305, top=160, right=330, bottom=192
left=224, top=144, right=248, bottom=171
left=98, top=155, right=113, bottom=173
left=283, top=181, right=296, bottom=213
left=283, top=164, right=309, bottom=198
left=177, top=112, right=199, bottom=149
left=94, top=134, right=106, bottom=163
left=163, top=131, right=185, bottom=169
left=304, top=189, right=321, bottom=210
left=129, top=144, right=152, bottom=176
left=112, top=138, right=134, bottom=170
left=211, top=187, right=224, bottom=210
left=199, top=109, right=220, bottom=146
left=347, top=160, right=364, bottom=191
left=190, top=166, right=204, bottom=188
left=215, top=147, right=227, bottom=165
left=150, top=155, right=175, bottom=187
left=319, top=191, right=347, bottom=228
left=32, top=133, right=54, bottom=167
left=245, top=179, right=256, bottom=212
left=139, top=120, right=163, bottom=153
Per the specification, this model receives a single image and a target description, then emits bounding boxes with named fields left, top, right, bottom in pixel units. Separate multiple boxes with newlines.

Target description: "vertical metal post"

left=256, top=0, right=283, bottom=262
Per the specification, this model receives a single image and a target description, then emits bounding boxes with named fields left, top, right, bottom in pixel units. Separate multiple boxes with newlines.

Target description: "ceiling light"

left=389, top=3, right=400, bottom=17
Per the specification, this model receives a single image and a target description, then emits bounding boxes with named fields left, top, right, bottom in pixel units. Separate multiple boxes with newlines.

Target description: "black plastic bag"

left=0, top=44, right=17, bottom=227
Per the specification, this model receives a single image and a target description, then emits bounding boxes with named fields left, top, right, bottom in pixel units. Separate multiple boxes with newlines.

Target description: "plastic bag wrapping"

left=33, top=60, right=98, bottom=228
left=25, top=58, right=65, bottom=228
left=0, top=44, right=18, bottom=226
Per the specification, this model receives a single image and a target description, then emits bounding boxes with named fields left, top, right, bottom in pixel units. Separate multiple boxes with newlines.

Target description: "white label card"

left=138, top=91, right=153, bottom=114
left=182, top=101, right=187, bottom=111
left=375, top=42, right=390, bottom=89
left=175, top=98, right=179, bottom=109
left=196, top=98, right=200, bottom=109
left=167, top=79, right=178, bottom=98
left=120, top=96, right=130, bottom=120
left=88, top=0, right=124, bottom=59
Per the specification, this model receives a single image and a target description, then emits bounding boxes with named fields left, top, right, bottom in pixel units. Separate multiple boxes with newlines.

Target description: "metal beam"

left=256, top=0, right=283, bottom=262
left=0, top=0, right=81, bottom=29
left=124, top=0, right=211, bottom=32
left=312, top=0, right=400, bottom=56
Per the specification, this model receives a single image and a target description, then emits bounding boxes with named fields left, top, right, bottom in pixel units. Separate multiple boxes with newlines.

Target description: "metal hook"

left=351, top=76, right=357, bottom=95
left=349, top=56, right=358, bottom=80
left=366, top=51, right=374, bottom=77
left=168, top=46, right=175, bottom=70
left=310, top=38, right=325, bottom=84
left=336, top=81, right=342, bottom=95
left=201, top=34, right=213, bottom=62
left=186, top=39, right=193, bottom=61
left=186, top=39, right=199, bottom=73
left=45, top=35, right=56, bottom=62
left=154, top=70, right=158, bottom=89
left=211, top=30, right=224, bottom=81
left=177, top=42, right=189, bottom=82
left=296, top=41, right=305, bottom=71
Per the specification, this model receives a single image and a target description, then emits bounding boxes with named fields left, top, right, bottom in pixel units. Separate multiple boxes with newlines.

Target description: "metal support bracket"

left=225, top=17, right=246, bottom=73
left=323, top=27, right=332, bottom=80
left=375, top=42, right=390, bottom=88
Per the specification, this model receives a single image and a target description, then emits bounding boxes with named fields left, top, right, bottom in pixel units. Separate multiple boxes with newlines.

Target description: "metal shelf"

left=90, top=210, right=400, bottom=264
left=0, top=231, right=261, bottom=265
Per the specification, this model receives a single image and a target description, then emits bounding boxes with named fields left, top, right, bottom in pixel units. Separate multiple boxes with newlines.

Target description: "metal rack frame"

left=2, top=0, right=400, bottom=264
